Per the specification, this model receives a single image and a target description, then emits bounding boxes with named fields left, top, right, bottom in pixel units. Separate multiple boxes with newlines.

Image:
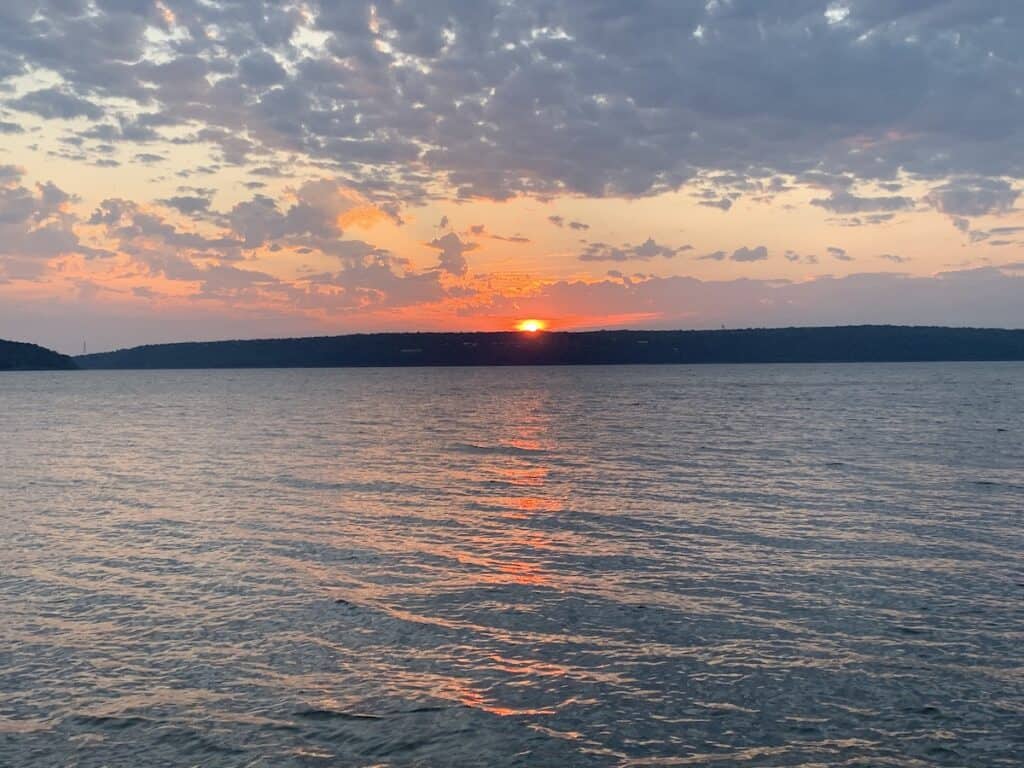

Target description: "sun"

left=516, top=319, right=547, bottom=333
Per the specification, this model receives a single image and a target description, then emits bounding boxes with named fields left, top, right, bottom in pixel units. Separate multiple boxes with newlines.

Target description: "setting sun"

left=516, top=319, right=547, bottom=333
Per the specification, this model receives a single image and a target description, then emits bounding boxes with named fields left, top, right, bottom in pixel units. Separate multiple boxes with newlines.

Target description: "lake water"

left=2, top=364, right=1023, bottom=767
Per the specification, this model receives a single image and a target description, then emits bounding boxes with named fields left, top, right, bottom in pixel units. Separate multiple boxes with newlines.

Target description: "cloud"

left=550, top=216, right=590, bottom=230
left=0, top=167, right=108, bottom=280
left=697, top=245, right=767, bottom=263
left=730, top=245, right=768, bottom=262
left=9, top=88, right=103, bottom=120
left=468, top=224, right=530, bottom=243
left=810, top=190, right=913, bottom=214
left=226, top=179, right=368, bottom=248
left=74, top=186, right=455, bottom=313
left=579, top=237, right=687, bottom=262
left=926, top=178, right=1020, bottom=217
left=426, top=232, right=476, bottom=276
left=89, top=198, right=247, bottom=270
left=238, top=52, right=288, bottom=88
left=828, top=246, right=853, bottom=262
left=4, top=2, right=1024, bottom=203
left=879, top=253, right=910, bottom=264
left=159, top=196, right=212, bottom=216
left=785, top=251, right=819, bottom=265
left=698, top=198, right=733, bottom=211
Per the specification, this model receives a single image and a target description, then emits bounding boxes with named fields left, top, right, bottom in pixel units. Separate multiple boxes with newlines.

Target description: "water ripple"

left=2, top=363, right=1023, bottom=766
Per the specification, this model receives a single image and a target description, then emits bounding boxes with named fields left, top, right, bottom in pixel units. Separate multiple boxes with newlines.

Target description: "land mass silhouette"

left=73, top=326, right=1024, bottom=369
left=0, top=339, right=78, bottom=371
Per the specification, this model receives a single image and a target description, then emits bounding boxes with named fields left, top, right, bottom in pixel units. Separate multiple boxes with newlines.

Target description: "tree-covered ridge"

left=77, top=326, right=1024, bottom=370
left=0, top=339, right=77, bottom=371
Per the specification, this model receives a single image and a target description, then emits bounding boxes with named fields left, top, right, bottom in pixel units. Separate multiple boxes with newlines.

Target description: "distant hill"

left=75, top=326, right=1024, bottom=369
left=0, top=339, right=77, bottom=371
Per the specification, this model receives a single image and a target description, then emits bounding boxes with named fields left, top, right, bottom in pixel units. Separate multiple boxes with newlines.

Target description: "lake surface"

left=2, top=364, right=1023, bottom=767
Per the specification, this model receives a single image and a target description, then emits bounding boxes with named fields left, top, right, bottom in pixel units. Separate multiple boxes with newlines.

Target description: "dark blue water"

left=2, top=364, right=1023, bottom=766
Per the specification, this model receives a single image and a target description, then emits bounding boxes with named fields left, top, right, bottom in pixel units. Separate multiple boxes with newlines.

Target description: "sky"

left=1, top=0, right=1023, bottom=354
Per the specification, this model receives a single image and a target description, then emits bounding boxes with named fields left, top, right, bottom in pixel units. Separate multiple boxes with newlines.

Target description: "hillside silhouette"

left=76, top=326, right=1024, bottom=369
left=0, top=340, right=77, bottom=371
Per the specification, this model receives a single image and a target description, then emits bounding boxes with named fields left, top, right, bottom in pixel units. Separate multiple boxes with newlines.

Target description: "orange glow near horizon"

left=516, top=319, right=547, bottom=333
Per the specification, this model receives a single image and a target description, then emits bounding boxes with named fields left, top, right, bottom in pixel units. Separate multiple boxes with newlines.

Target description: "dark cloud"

left=9, top=88, right=103, bottom=120
left=579, top=237, right=688, bottom=262
left=3, top=1, right=1022, bottom=202
left=426, top=232, right=476, bottom=276
left=696, top=245, right=768, bottom=263
left=810, top=190, right=913, bottom=214
left=828, top=246, right=854, bottom=262
left=926, top=178, right=1020, bottom=218
left=238, top=52, right=288, bottom=88
left=225, top=179, right=363, bottom=248
left=159, top=195, right=212, bottom=216
left=731, top=245, right=768, bottom=263
left=550, top=216, right=591, bottom=230
left=698, top=198, right=733, bottom=211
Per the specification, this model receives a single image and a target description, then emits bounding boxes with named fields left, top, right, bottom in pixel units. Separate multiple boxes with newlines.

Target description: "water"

left=1, top=364, right=1022, bottom=767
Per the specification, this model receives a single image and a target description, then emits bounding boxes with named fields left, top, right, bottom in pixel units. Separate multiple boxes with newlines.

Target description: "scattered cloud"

left=699, top=198, right=733, bottom=211
left=9, top=88, right=103, bottom=121
left=698, top=251, right=726, bottom=261
left=730, top=245, right=768, bottom=263
left=828, top=246, right=853, bottom=262
left=426, top=232, right=477, bottom=276
left=579, top=238, right=688, bottom=262
left=810, top=190, right=913, bottom=214
left=785, top=251, right=819, bottom=265
left=549, top=215, right=590, bottom=230
left=0, top=166, right=109, bottom=280
left=926, top=178, right=1020, bottom=218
